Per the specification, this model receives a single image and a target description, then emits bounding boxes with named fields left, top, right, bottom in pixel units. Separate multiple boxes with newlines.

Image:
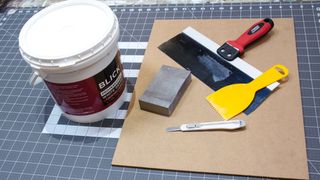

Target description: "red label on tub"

left=45, top=53, right=125, bottom=116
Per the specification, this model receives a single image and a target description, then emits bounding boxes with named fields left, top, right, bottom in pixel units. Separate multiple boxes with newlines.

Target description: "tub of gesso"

left=19, top=0, right=126, bottom=123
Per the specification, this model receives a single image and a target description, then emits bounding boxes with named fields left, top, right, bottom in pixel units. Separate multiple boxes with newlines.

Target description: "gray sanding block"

left=139, top=65, right=191, bottom=116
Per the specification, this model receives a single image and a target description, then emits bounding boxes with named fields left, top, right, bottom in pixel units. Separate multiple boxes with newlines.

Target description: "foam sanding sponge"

left=139, top=65, right=191, bottom=116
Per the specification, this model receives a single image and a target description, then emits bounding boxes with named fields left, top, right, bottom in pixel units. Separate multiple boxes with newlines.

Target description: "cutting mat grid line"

left=0, top=2, right=319, bottom=180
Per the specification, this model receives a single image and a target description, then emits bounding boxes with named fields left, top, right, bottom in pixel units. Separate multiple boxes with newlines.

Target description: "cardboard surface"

left=112, top=19, right=309, bottom=179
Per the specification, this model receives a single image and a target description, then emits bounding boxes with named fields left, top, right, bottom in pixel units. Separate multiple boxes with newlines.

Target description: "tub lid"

left=19, top=0, right=118, bottom=70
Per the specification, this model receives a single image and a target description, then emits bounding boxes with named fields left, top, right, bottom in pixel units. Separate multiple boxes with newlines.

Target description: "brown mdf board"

left=112, top=19, right=309, bottom=179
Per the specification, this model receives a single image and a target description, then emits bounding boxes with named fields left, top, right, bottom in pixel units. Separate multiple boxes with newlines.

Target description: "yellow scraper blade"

left=206, top=64, right=289, bottom=120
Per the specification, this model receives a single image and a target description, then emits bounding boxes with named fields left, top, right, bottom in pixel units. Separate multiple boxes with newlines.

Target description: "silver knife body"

left=166, top=120, right=246, bottom=132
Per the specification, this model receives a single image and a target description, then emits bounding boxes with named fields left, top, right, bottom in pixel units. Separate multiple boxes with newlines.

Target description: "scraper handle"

left=227, top=18, right=274, bottom=55
left=248, top=64, right=289, bottom=91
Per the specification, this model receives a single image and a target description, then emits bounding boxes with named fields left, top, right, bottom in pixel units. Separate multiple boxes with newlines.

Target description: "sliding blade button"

left=186, top=123, right=200, bottom=129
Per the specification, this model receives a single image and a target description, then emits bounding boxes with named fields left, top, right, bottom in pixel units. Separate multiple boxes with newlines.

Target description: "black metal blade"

left=158, top=32, right=271, bottom=114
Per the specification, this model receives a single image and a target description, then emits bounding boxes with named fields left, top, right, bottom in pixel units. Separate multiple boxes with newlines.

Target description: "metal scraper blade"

left=158, top=27, right=279, bottom=114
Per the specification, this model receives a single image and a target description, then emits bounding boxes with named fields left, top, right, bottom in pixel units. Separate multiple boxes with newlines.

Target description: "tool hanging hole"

left=227, top=53, right=231, bottom=57
left=276, top=67, right=285, bottom=75
left=274, top=65, right=289, bottom=82
left=220, top=49, right=225, bottom=53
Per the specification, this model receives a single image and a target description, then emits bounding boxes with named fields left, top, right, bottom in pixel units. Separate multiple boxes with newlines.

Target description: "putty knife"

left=159, top=22, right=278, bottom=115
left=206, top=64, right=289, bottom=120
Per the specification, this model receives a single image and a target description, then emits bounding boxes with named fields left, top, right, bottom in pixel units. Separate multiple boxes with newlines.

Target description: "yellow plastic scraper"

left=206, top=64, right=289, bottom=120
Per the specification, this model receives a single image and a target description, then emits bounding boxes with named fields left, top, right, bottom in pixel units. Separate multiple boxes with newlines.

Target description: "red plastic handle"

left=227, top=18, right=274, bottom=55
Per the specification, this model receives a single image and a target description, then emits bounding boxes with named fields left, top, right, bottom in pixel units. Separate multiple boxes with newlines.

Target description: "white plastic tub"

left=19, top=0, right=126, bottom=123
